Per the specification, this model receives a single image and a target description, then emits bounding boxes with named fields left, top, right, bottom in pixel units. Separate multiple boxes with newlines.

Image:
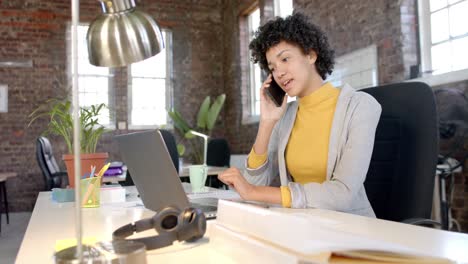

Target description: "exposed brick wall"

left=0, top=0, right=225, bottom=211
left=0, top=2, right=72, bottom=211
left=400, top=0, right=419, bottom=80
left=295, top=0, right=409, bottom=84
left=223, top=0, right=277, bottom=155
left=223, top=0, right=261, bottom=155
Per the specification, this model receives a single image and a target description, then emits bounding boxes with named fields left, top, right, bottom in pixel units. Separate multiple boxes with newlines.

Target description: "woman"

left=219, top=13, right=381, bottom=217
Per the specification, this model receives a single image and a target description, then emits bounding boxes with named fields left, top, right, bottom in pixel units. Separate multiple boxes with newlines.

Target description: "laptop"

left=114, top=130, right=239, bottom=219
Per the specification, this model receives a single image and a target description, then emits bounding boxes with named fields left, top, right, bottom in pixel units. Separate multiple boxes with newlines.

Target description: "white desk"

left=16, top=189, right=468, bottom=263
left=0, top=172, right=17, bottom=181
left=15, top=189, right=233, bottom=263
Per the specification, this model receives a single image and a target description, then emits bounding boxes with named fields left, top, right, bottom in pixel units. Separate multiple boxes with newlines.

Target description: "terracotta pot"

left=62, top=153, right=109, bottom=188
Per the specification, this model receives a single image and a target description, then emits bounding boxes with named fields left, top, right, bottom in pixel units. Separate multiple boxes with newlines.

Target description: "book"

left=212, top=200, right=453, bottom=263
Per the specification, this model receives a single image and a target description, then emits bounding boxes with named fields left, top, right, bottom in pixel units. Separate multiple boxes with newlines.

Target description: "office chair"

left=36, top=137, right=68, bottom=190
left=207, top=138, right=230, bottom=188
left=159, top=129, right=180, bottom=173
left=361, top=82, right=440, bottom=226
left=207, top=138, right=231, bottom=167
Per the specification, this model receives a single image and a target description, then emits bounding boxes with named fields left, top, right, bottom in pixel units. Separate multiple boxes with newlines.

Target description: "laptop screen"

left=115, top=130, right=190, bottom=212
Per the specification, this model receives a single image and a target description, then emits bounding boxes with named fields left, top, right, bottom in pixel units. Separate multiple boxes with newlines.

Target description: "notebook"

left=114, top=129, right=240, bottom=219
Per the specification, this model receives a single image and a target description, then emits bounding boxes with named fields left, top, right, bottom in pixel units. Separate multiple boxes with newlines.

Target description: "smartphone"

left=265, top=76, right=286, bottom=107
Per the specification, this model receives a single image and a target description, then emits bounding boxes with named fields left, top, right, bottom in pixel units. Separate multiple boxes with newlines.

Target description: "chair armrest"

left=402, top=218, right=441, bottom=228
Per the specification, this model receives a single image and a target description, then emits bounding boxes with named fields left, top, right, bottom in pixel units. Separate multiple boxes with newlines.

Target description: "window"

left=419, top=0, right=468, bottom=75
left=76, top=25, right=113, bottom=126
left=248, top=8, right=262, bottom=116
left=243, top=5, right=295, bottom=121
left=128, top=30, right=172, bottom=128
left=73, top=26, right=173, bottom=129
left=274, top=0, right=293, bottom=18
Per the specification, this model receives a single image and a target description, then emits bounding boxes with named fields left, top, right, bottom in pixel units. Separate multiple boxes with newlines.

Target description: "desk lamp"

left=87, top=0, right=164, bottom=67
left=54, top=0, right=164, bottom=262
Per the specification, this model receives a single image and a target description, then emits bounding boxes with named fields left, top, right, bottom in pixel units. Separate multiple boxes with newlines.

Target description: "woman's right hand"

left=260, top=74, right=288, bottom=122
left=218, top=168, right=256, bottom=201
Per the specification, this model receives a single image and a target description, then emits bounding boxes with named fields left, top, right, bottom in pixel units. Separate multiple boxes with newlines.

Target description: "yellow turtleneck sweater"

left=248, top=82, right=340, bottom=207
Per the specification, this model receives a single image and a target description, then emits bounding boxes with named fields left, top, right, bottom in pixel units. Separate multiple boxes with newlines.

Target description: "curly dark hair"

left=249, top=13, right=335, bottom=80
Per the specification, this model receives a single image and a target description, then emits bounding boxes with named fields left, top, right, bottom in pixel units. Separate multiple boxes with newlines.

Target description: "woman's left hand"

left=218, top=167, right=256, bottom=200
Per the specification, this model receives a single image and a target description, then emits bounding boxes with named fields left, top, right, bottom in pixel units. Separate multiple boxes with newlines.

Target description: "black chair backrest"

left=361, top=82, right=439, bottom=222
left=207, top=138, right=230, bottom=167
left=36, top=137, right=67, bottom=190
left=159, top=129, right=179, bottom=173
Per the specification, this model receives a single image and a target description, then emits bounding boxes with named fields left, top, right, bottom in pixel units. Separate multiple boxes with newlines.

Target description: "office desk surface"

left=17, top=190, right=468, bottom=263
left=0, top=172, right=17, bottom=181
left=15, top=191, right=233, bottom=264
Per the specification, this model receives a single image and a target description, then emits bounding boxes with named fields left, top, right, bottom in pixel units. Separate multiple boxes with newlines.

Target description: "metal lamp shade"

left=87, top=0, right=164, bottom=67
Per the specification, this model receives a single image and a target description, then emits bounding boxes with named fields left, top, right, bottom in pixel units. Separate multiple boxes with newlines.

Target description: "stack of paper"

left=210, top=200, right=452, bottom=263
left=100, top=185, right=126, bottom=204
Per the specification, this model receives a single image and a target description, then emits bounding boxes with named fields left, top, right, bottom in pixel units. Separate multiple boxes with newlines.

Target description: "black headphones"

left=113, top=206, right=206, bottom=250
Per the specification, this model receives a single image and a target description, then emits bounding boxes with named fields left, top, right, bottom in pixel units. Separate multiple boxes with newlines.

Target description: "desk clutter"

left=102, top=161, right=126, bottom=177
left=50, top=162, right=127, bottom=206
left=211, top=200, right=453, bottom=264
left=51, top=185, right=126, bottom=204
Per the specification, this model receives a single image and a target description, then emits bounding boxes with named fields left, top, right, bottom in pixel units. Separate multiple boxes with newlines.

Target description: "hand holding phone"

left=259, top=74, right=287, bottom=122
left=265, top=75, right=286, bottom=107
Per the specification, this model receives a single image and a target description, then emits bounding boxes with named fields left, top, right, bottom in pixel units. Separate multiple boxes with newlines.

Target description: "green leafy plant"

left=29, top=98, right=108, bottom=154
left=169, top=93, right=226, bottom=163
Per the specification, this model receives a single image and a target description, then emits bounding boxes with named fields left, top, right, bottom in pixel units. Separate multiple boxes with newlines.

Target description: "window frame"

left=239, top=6, right=262, bottom=125
left=274, top=0, right=294, bottom=18
left=127, top=29, right=174, bottom=130
left=247, top=8, right=262, bottom=119
left=241, top=2, right=295, bottom=125
left=416, top=0, right=468, bottom=86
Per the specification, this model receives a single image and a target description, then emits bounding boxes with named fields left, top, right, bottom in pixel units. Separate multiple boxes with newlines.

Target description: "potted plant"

left=168, top=94, right=225, bottom=164
left=29, top=99, right=109, bottom=187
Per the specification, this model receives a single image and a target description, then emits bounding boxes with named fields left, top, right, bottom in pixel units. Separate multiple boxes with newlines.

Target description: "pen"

left=89, top=165, right=96, bottom=178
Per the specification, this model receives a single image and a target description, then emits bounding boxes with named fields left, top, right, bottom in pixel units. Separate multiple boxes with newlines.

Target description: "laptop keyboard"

left=191, top=197, right=219, bottom=206
left=186, top=190, right=240, bottom=200
left=188, top=190, right=240, bottom=219
left=190, top=198, right=218, bottom=220
left=190, top=202, right=218, bottom=212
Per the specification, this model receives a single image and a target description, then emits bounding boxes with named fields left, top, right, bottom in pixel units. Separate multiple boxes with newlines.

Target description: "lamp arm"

left=203, top=137, right=207, bottom=166
left=71, top=0, right=82, bottom=259
left=189, top=130, right=209, bottom=165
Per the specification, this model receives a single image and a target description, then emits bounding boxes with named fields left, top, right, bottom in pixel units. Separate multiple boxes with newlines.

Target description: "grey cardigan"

left=244, top=84, right=381, bottom=217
